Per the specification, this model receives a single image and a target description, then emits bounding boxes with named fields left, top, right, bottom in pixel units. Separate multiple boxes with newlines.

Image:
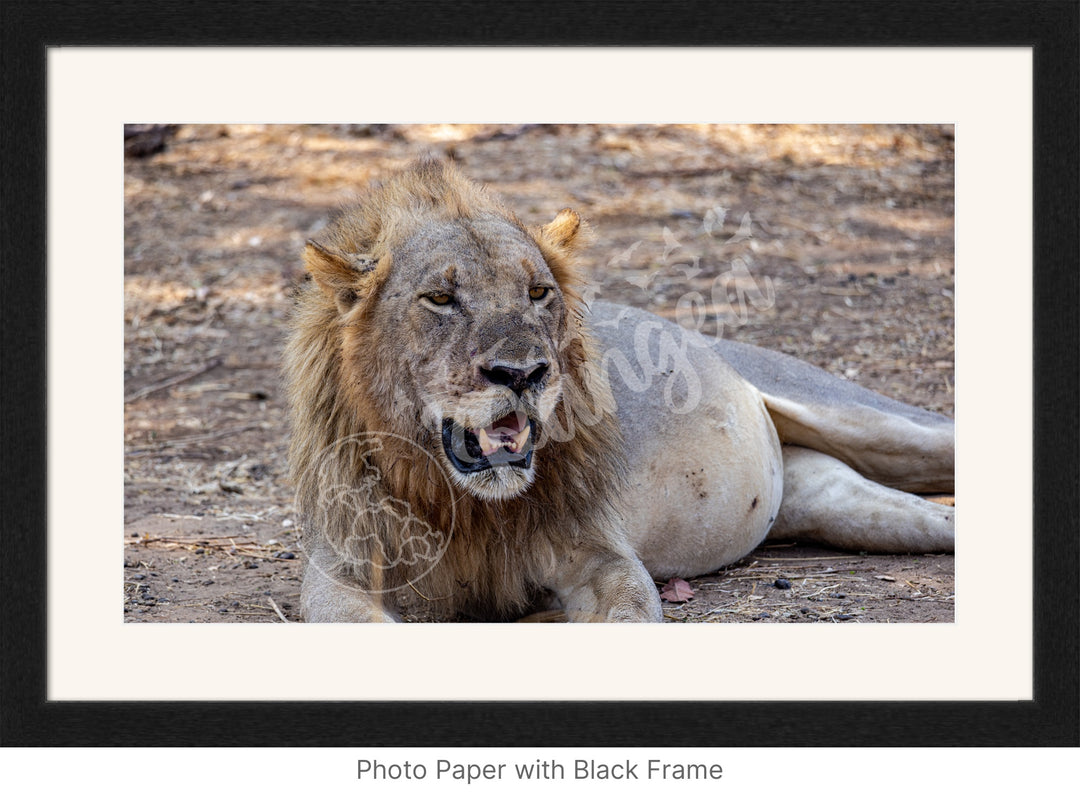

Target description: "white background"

left=49, top=47, right=1031, bottom=704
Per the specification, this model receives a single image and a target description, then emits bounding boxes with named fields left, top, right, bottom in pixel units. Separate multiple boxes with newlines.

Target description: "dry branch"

left=125, top=357, right=223, bottom=403
left=267, top=597, right=290, bottom=623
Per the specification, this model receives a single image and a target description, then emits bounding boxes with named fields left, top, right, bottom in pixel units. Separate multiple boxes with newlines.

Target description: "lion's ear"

left=303, top=239, right=379, bottom=314
left=536, top=208, right=584, bottom=253
left=532, top=208, right=590, bottom=303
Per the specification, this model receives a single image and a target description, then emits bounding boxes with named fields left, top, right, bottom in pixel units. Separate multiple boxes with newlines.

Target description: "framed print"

left=2, top=1, right=1076, bottom=786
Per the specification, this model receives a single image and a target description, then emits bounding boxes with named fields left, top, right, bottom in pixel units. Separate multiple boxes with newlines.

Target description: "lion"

left=284, top=157, right=954, bottom=623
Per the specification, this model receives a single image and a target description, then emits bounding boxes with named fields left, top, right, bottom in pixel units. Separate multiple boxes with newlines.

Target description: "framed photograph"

left=2, top=1, right=1076, bottom=794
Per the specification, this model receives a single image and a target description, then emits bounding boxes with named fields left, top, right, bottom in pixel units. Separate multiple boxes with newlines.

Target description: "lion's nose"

left=479, top=361, right=549, bottom=395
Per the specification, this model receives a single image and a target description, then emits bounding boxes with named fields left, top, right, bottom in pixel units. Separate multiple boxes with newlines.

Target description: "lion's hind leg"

left=769, top=446, right=954, bottom=553
left=760, top=391, right=954, bottom=494
left=714, top=339, right=953, bottom=494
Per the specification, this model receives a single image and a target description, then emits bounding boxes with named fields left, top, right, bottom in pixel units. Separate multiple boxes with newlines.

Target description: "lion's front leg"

left=300, top=541, right=400, bottom=623
left=546, top=548, right=662, bottom=622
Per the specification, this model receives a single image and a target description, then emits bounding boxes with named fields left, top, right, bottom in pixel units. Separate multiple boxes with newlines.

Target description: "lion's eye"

left=427, top=293, right=453, bottom=306
left=529, top=286, right=550, bottom=301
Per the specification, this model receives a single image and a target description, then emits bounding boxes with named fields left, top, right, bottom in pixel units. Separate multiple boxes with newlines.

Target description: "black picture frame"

left=2, top=0, right=1077, bottom=748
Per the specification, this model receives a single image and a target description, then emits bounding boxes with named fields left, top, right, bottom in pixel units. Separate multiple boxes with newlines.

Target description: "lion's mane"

left=283, top=159, right=629, bottom=619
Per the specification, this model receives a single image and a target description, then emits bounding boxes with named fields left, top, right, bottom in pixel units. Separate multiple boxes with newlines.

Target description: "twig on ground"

left=267, top=597, right=290, bottom=623
left=125, top=357, right=223, bottom=403
left=805, top=583, right=842, bottom=599
left=144, top=424, right=263, bottom=449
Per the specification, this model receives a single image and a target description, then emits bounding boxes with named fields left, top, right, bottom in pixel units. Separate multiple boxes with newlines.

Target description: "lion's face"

left=299, top=160, right=587, bottom=503
left=357, top=215, right=573, bottom=501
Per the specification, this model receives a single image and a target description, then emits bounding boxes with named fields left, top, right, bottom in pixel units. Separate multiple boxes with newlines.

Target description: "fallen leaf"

left=660, top=577, right=694, bottom=603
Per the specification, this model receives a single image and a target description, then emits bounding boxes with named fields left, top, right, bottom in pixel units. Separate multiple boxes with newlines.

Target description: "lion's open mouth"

left=441, top=412, right=534, bottom=474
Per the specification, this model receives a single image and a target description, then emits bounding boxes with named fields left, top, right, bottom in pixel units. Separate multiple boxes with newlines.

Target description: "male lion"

left=284, top=157, right=954, bottom=623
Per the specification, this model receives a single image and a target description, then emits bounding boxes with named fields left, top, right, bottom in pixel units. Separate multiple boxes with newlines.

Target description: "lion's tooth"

left=476, top=427, right=499, bottom=457
left=510, top=423, right=531, bottom=454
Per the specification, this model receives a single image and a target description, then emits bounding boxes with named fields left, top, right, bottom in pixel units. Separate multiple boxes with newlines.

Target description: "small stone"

left=273, top=551, right=296, bottom=560
left=774, top=578, right=792, bottom=590
left=132, top=574, right=146, bottom=580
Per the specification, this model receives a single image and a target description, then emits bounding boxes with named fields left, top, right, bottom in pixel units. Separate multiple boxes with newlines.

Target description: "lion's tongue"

left=474, top=413, right=530, bottom=457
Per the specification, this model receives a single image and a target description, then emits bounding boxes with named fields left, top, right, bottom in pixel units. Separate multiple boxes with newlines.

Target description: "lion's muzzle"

left=441, top=412, right=535, bottom=474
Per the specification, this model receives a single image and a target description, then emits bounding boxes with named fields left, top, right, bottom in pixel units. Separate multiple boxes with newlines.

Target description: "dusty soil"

left=124, top=124, right=954, bottom=624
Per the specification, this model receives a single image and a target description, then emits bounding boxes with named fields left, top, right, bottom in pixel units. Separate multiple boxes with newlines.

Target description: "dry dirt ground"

left=124, top=124, right=954, bottom=624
